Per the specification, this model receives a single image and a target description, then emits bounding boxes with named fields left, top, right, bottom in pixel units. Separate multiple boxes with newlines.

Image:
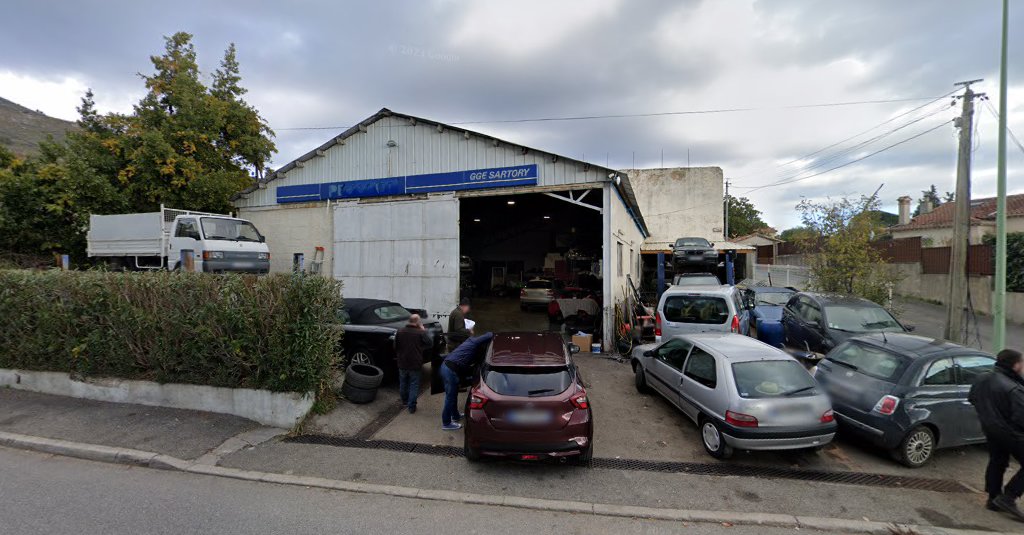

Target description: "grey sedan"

left=631, top=333, right=837, bottom=459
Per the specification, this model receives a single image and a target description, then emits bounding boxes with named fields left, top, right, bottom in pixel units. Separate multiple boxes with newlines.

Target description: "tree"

left=913, top=184, right=952, bottom=216
left=0, top=32, right=275, bottom=258
left=779, top=226, right=816, bottom=242
left=796, top=194, right=901, bottom=306
left=725, top=195, right=769, bottom=238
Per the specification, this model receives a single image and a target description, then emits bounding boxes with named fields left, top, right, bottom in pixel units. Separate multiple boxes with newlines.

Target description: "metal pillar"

left=725, top=250, right=735, bottom=286
left=657, top=252, right=666, bottom=298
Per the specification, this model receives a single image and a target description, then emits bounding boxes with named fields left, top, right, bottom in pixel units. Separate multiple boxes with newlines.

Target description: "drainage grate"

left=284, top=434, right=971, bottom=494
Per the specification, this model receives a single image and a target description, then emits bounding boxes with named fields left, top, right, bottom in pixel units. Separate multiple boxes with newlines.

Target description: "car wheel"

left=749, top=322, right=758, bottom=339
left=574, top=445, right=593, bottom=465
left=520, top=303, right=528, bottom=311
left=344, top=346, right=374, bottom=368
left=700, top=417, right=734, bottom=460
left=634, top=365, right=651, bottom=394
left=893, top=426, right=935, bottom=468
left=463, top=429, right=481, bottom=462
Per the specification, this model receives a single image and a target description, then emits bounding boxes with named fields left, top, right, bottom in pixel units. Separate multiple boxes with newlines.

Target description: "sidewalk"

left=897, top=297, right=1024, bottom=351
left=2, top=386, right=1022, bottom=533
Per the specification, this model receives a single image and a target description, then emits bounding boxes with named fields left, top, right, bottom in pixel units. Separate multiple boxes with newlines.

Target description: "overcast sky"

left=2, top=0, right=1022, bottom=230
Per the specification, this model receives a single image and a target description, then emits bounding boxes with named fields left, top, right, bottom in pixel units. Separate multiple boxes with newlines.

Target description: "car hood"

left=754, top=305, right=784, bottom=322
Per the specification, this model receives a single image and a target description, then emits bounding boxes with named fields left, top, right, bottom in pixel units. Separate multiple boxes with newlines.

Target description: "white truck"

left=87, top=206, right=271, bottom=273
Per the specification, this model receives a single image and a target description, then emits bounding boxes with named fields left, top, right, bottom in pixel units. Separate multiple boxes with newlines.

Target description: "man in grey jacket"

left=969, top=348, right=1024, bottom=521
left=447, top=298, right=472, bottom=351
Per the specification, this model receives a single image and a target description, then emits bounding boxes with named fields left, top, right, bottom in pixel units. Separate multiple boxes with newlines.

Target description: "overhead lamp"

left=473, top=218, right=481, bottom=222
left=507, top=200, right=516, bottom=205
left=543, top=215, right=551, bottom=219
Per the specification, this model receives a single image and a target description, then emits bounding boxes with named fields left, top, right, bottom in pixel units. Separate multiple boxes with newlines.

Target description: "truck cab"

left=168, top=215, right=270, bottom=273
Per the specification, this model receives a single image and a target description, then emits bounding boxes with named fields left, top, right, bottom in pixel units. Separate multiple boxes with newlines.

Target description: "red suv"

left=463, top=332, right=594, bottom=463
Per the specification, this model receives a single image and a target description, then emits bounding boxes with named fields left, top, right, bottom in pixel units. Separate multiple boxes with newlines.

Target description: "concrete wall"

left=0, top=369, right=313, bottom=429
left=623, top=167, right=723, bottom=250
left=887, top=263, right=1024, bottom=324
left=609, top=183, right=645, bottom=314
left=238, top=203, right=333, bottom=275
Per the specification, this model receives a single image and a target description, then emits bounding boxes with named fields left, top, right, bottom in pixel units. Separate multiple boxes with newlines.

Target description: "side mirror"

left=904, top=324, right=916, bottom=332
left=569, top=343, right=581, bottom=354
left=259, top=235, right=266, bottom=243
left=643, top=349, right=654, bottom=358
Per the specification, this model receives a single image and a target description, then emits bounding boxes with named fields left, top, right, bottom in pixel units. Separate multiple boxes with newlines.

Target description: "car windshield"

left=827, top=342, right=908, bottom=381
left=675, top=275, right=720, bottom=286
left=526, top=280, right=552, bottom=289
left=732, top=360, right=817, bottom=398
left=663, top=295, right=729, bottom=324
left=676, top=238, right=710, bottom=247
left=755, top=291, right=794, bottom=306
left=483, top=366, right=572, bottom=397
left=200, top=217, right=262, bottom=242
left=373, top=305, right=411, bottom=322
left=825, top=304, right=903, bottom=333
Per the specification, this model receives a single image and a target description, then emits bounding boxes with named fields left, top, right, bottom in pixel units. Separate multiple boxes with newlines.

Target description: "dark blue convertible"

left=741, top=286, right=796, bottom=348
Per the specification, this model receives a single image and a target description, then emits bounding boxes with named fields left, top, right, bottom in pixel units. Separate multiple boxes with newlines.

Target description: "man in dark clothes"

left=395, top=314, right=431, bottom=414
left=447, top=298, right=472, bottom=351
left=969, top=348, right=1024, bottom=521
left=439, top=332, right=493, bottom=430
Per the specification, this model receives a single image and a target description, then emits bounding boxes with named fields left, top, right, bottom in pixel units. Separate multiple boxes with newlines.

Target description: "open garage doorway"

left=458, top=190, right=603, bottom=334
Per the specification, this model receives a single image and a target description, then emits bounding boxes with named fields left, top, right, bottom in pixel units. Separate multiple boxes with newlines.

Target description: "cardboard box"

left=571, top=334, right=593, bottom=352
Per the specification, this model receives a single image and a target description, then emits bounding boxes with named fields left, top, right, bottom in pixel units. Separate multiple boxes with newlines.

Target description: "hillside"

left=0, top=96, right=77, bottom=156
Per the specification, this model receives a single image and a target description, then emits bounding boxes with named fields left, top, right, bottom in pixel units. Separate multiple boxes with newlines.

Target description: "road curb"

left=0, top=430, right=1013, bottom=535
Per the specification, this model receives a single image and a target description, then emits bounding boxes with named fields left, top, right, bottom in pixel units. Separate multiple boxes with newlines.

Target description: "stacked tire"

left=342, top=363, right=384, bottom=404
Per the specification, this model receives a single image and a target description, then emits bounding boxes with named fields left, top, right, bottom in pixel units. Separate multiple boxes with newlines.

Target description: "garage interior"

left=638, top=250, right=749, bottom=300
left=458, top=189, right=603, bottom=332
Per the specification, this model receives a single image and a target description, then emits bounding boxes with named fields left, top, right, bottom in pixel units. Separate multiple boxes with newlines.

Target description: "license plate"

left=689, top=255, right=704, bottom=261
left=506, top=410, right=552, bottom=425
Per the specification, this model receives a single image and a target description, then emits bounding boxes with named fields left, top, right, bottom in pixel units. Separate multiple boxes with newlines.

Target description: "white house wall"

left=236, top=115, right=612, bottom=209
left=238, top=203, right=333, bottom=275
left=624, top=167, right=723, bottom=250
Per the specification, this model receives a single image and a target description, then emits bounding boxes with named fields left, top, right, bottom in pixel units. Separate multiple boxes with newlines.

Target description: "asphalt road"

left=0, top=446, right=816, bottom=535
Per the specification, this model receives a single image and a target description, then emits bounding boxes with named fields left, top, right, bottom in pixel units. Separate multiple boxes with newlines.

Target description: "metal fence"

left=746, top=264, right=811, bottom=289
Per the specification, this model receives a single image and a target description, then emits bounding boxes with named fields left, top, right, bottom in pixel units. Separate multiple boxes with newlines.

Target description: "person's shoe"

left=408, top=405, right=417, bottom=414
left=442, top=422, right=462, bottom=431
left=987, top=499, right=1000, bottom=512
left=992, top=494, right=1024, bottom=521
left=452, top=413, right=463, bottom=422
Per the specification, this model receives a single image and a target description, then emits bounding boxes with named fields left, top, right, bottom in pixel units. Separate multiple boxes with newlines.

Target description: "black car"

left=672, top=237, right=719, bottom=271
left=339, top=298, right=446, bottom=380
left=814, top=333, right=995, bottom=467
left=782, top=292, right=908, bottom=357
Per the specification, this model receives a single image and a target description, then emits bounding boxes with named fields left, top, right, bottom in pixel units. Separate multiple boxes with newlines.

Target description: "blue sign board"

left=276, top=164, right=538, bottom=204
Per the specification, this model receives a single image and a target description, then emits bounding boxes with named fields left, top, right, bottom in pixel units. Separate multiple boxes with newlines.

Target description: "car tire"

left=749, top=322, right=758, bottom=339
left=634, top=365, right=651, bottom=394
left=520, top=303, right=528, bottom=311
left=344, top=363, right=384, bottom=390
left=574, top=445, right=593, bottom=465
left=464, top=428, right=481, bottom=462
left=892, top=426, right=935, bottom=468
left=341, top=381, right=377, bottom=404
left=700, top=417, right=734, bottom=460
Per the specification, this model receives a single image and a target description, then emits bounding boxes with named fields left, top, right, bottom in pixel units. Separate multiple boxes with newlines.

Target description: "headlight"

left=203, top=251, right=225, bottom=260
left=257, top=252, right=270, bottom=260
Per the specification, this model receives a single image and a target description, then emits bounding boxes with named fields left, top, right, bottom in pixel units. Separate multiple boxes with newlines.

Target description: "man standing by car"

left=969, top=348, right=1024, bottom=521
left=440, top=332, right=493, bottom=431
left=447, top=298, right=472, bottom=351
left=395, top=314, right=431, bottom=414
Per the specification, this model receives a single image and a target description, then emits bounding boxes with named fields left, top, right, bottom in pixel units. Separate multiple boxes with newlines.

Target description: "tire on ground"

left=344, top=363, right=384, bottom=390
left=341, top=381, right=377, bottom=404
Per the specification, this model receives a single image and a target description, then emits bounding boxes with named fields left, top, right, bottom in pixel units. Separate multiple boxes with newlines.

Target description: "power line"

left=736, top=119, right=952, bottom=193
left=275, top=96, right=947, bottom=131
left=732, top=89, right=958, bottom=181
left=983, top=99, right=1024, bottom=157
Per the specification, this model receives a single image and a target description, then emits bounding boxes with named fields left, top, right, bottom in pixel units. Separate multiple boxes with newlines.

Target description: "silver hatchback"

left=631, top=333, right=836, bottom=459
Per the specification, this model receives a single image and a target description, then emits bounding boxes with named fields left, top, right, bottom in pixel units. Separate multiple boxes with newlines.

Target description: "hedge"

left=0, top=270, right=343, bottom=394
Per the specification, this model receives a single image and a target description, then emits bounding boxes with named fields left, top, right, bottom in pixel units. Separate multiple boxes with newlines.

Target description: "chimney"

left=897, top=196, right=912, bottom=225
left=921, top=198, right=934, bottom=215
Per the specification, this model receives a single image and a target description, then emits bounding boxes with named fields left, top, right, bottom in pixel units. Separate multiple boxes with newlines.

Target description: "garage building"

left=234, top=108, right=649, bottom=350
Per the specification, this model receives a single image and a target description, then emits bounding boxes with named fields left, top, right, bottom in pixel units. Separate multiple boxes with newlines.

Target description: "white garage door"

left=333, top=193, right=459, bottom=320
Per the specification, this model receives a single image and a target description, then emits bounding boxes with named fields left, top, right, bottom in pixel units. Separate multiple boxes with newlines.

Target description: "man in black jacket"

left=395, top=314, right=431, bottom=414
left=447, top=298, right=472, bottom=351
left=969, top=348, right=1024, bottom=521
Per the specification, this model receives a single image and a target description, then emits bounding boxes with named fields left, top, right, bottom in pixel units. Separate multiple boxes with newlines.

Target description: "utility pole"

left=723, top=179, right=730, bottom=241
left=944, top=80, right=984, bottom=344
left=993, top=0, right=1010, bottom=351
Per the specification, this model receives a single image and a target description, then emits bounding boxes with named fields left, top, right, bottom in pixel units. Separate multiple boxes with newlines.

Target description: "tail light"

left=725, top=410, right=758, bottom=428
left=545, top=290, right=554, bottom=297
left=570, top=391, right=589, bottom=410
left=730, top=315, right=740, bottom=333
left=820, top=409, right=835, bottom=423
left=520, top=289, right=527, bottom=297
left=872, top=395, right=900, bottom=415
left=469, top=392, right=489, bottom=410
left=655, top=312, right=662, bottom=337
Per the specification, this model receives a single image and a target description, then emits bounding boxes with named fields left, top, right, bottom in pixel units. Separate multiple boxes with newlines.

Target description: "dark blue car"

left=781, top=292, right=908, bottom=357
left=741, top=286, right=796, bottom=348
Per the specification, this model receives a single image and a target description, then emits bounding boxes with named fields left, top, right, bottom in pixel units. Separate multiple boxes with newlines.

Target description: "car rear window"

left=674, top=276, right=719, bottom=286
left=827, top=342, right=909, bottom=382
left=732, top=360, right=817, bottom=398
left=483, top=366, right=572, bottom=397
left=526, top=280, right=552, bottom=289
left=372, top=305, right=410, bottom=322
left=663, top=295, right=729, bottom=324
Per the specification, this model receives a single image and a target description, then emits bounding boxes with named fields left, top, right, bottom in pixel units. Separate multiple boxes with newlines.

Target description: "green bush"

left=0, top=270, right=342, bottom=394
left=983, top=232, right=1024, bottom=292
